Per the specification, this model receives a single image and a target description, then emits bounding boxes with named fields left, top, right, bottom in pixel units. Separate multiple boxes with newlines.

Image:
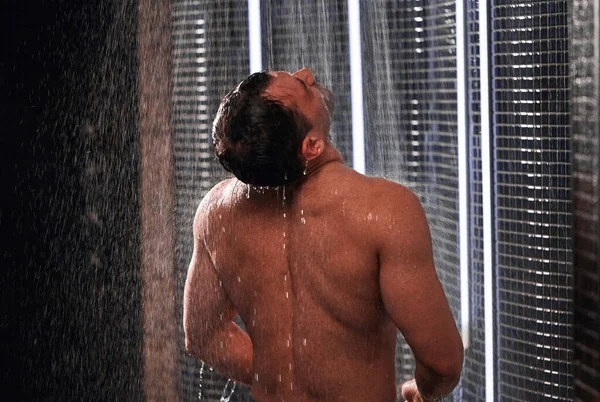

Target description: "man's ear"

left=301, top=135, right=324, bottom=161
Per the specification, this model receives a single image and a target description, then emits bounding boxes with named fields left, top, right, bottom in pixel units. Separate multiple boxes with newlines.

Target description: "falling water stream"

left=220, top=379, right=236, bottom=402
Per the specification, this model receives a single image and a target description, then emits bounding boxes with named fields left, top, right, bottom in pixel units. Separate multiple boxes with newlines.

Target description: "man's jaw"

left=316, top=84, right=335, bottom=118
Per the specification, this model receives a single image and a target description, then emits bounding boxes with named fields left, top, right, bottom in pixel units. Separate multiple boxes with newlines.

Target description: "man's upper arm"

left=183, top=201, right=236, bottom=351
left=377, top=184, right=463, bottom=377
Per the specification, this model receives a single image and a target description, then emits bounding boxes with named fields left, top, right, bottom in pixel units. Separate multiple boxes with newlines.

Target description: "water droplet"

left=287, top=340, right=290, bottom=347
left=300, top=209, right=304, bottom=215
left=302, top=338, right=307, bottom=346
left=283, top=243, right=286, bottom=249
left=219, top=214, right=222, bottom=220
left=255, top=373, right=259, bottom=382
left=222, top=227, right=226, bottom=232
left=220, top=312, right=223, bottom=321
left=285, top=291, right=289, bottom=298
left=284, top=274, right=287, bottom=281
left=301, top=217, right=306, bottom=225
left=278, top=374, right=282, bottom=382
left=198, top=362, right=206, bottom=400
left=237, top=276, right=241, bottom=282
left=290, top=382, right=294, bottom=391
left=282, top=186, right=286, bottom=208
left=283, top=232, right=286, bottom=237
left=283, top=213, right=287, bottom=218
left=219, top=280, right=223, bottom=287
left=367, top=212, right=373, bottom=221
left=246, top=184, right=250, bottom=199
left=220, top=379, right=236, bottom=402
left=289, top=363, right=292, bottom=371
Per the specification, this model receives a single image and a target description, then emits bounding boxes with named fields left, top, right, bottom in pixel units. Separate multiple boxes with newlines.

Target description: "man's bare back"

left=184, top=68, right=463, bottom=402
left=206, top=162, right=397, bottom=401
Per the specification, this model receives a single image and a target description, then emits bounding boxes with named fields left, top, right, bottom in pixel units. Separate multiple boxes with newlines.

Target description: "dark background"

left=2, top=1, right=143, bottom=400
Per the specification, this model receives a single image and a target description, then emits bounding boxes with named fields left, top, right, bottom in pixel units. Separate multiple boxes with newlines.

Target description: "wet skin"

left=184, top=69, right=463, bottom=402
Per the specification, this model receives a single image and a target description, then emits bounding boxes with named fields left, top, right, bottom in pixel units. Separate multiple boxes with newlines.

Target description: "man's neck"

left=302, top=144, right=344, bottom=182
left=240, top=144, right=343, bottom=195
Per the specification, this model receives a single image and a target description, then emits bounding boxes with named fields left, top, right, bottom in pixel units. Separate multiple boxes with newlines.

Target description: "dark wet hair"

left=212, top=72, right=312, bottom=187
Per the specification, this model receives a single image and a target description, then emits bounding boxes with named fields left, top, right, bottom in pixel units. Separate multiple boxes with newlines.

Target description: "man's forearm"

left=187, top=322, right=253, bottom=386
left=414, top=360, right=461, bottom=401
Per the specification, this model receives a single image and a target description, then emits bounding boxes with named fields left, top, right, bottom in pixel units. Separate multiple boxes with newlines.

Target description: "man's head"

left=212, top=68, right=334, bottom=186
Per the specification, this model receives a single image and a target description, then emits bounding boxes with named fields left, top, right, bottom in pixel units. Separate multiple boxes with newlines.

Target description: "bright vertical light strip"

left=248, top=0, right=262, bottom=73
left=347, top=0, right=365, bottom=174
left=456, top=0, right=470, bottom=350
left=479, top=0, right=495, bottom=400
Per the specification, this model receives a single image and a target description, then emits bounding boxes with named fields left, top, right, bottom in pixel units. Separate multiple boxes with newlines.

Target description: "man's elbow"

left=445, top=356, right=464, bottom=387
left=183, top=315, right=209, bottom=358
left=184, top=335, right=196, bottom=356
left=435, top=343, right=464, bottom=386
left=184, top=332, right=207, bottom=359
left=419, top=342, right=464, bottom=386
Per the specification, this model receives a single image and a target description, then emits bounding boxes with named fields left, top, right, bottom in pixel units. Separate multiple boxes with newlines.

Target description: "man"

left=183, top=68, right=464, bottom=402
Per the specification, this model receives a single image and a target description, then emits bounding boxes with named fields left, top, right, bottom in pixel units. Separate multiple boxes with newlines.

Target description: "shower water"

left=220, top=380, right=236, bottom=402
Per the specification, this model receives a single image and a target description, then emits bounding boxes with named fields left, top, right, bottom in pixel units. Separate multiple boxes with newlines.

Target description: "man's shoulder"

left=368, top=178, right=428, bottom=235
left=330, top=164, right=411, bottom=194
left=201, top=178, right=236, bottom=206
left=360, top=175, right=419, bottom=208
left=324, top=168, right=422, bottom=229
left=378, top=177, right=417, bottom=197
left=194, top=178, right=237, bottom=228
